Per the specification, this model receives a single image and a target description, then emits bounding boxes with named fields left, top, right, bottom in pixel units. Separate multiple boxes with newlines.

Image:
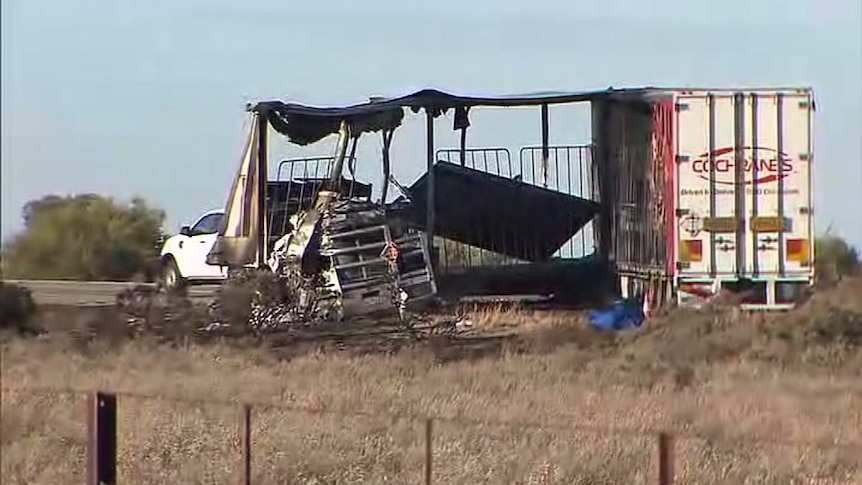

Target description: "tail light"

left=786, top=238, right=809, bottom=263
left=679, top=239, right=703, bottom=262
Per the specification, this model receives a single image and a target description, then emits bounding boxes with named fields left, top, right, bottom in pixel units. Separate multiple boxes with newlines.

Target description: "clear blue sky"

left=3, top=0, right=861, bottom=248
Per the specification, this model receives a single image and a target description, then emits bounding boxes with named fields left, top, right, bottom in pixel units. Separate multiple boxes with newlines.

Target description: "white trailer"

left=593, top=87, right=815, bottom=310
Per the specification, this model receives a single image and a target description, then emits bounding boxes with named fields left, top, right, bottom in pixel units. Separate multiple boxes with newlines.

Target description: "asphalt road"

left=5, top=280, right=219, bottom=306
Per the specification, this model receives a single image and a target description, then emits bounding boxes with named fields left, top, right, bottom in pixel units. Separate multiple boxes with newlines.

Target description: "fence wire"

left=4, top=386, right=861, bottom=484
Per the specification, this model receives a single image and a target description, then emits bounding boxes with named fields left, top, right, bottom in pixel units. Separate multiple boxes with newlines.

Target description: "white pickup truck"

left=159, top=209, right=228, bottom=291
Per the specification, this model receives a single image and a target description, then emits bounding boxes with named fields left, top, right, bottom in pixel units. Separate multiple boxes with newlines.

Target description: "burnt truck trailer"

left=206, top=87, right=814, bottom=319
left=593, top=88, right=815, bottom=311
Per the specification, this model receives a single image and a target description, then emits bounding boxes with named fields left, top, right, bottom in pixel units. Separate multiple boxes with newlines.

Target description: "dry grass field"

left=2, top=278, right=862, bottom=484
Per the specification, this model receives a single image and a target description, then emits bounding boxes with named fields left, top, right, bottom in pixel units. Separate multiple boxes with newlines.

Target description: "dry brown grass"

left=3, top=278, right=862, bottom=484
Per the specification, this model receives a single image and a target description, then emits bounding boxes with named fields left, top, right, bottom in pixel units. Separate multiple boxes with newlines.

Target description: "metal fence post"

left=86, top=391, right=117, bottom=485
left=242, top=404, right=252, bottom=485
left=657, top=432, right=675, bottom=485
left=425, top=418, right=433, bottom=485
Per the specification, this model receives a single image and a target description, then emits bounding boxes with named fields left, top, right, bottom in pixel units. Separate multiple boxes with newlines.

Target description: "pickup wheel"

left=162, top=257, right=187, bottom=294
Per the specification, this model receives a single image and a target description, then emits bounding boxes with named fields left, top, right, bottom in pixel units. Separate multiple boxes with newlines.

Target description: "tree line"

left=0, top=193, right=859, bottom=282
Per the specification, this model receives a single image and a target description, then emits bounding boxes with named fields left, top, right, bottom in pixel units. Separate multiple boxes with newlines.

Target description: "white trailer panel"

left=673, top=89, right=814, bottom=308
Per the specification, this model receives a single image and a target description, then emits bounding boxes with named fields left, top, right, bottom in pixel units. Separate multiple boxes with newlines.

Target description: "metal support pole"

left=541, top=103, right=550, bottom=187
left=591, top=99, right=613, bottom=264
left=751, top=94, right=760, bottom=278
left=707, top=94, right=717, bottom=279
left=347, top=135, right=359, bottom=180
left=425, top=110, right=436, bottom=260
left=327, top=121, right=351, bottom=189
left=733, top=92, right=746, bottom=277
left=380, top=129, right=393, bottom=204
left=256, top=109, right=269, bottom=267
left=424, top=418, right=433, bottom=485
left=776, top=93, right=786, bottom=277
left=657, top=432, right=675, bottom=485
left=242, top=404, right=252, bottom=485
left=86, top=392, right=117, bottom=485
left=454, top=105, right=470, bottom=167
left=459, top=128, right=467, bottom=166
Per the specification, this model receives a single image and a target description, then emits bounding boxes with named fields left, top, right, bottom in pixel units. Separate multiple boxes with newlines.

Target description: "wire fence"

left=2, top=385, right=861, bottom=484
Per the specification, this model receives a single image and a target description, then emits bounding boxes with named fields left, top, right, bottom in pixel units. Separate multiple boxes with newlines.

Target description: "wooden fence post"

left=657, top=432, right=675, bottom=485
left=242, top=404, right=252, bottom=485
left=86, top=391, right=117, bottom=485
left=425, top=418, right=433, bottom=485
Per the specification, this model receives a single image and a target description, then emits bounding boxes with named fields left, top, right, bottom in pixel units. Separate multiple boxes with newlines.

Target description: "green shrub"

left=815, top=235, right=860, bottom=284
left=805, top=308, right=862, bottom=347
left=0, top=282, right=38, bottom=334
left=1, top=194, right=165, bottom=281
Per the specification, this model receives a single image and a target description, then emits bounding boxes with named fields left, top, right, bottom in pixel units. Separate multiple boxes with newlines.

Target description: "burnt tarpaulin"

left=403, top=161, right=601, bottom=261
left=263, top=105, right=405, bottom=146
left=207, top=113, right=267, bottom=267
left=253, top=87, right=651, bottom=147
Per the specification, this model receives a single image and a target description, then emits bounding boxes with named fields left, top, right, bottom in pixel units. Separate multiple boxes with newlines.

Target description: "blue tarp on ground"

left=587, top=300, right=645, bottom=331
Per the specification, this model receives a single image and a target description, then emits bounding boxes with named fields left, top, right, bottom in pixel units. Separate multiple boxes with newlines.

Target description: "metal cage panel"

left=433, top=145, right=596, bottom=273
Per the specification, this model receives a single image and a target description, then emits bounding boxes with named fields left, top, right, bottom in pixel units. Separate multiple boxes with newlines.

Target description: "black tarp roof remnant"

left=251, top=87, right=652, bottom=145
left=400, top=161, right=601, bottom=262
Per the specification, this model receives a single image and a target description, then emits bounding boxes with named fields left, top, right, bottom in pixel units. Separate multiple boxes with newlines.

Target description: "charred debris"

left=175, top=89, right=650, bottom=331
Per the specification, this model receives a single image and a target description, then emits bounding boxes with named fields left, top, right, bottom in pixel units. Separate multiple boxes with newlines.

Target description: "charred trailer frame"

left=591, top=96, right=675, bottom=310
left=430, top=145, right=596, bottom=269
left=207, top=88, right=654, bottom=312
left=207, top=107, right=438, bottom=320
left=413, top=144, right=605, bottom=303
left=371, top=90, right=642, bottom=305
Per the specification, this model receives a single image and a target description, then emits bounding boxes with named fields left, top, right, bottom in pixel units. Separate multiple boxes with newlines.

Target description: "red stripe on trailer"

left=650, top=98, right=676, bottom=276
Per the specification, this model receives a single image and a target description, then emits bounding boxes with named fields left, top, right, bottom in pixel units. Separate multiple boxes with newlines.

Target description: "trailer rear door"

left=674, top=90, right=814, bottom=280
